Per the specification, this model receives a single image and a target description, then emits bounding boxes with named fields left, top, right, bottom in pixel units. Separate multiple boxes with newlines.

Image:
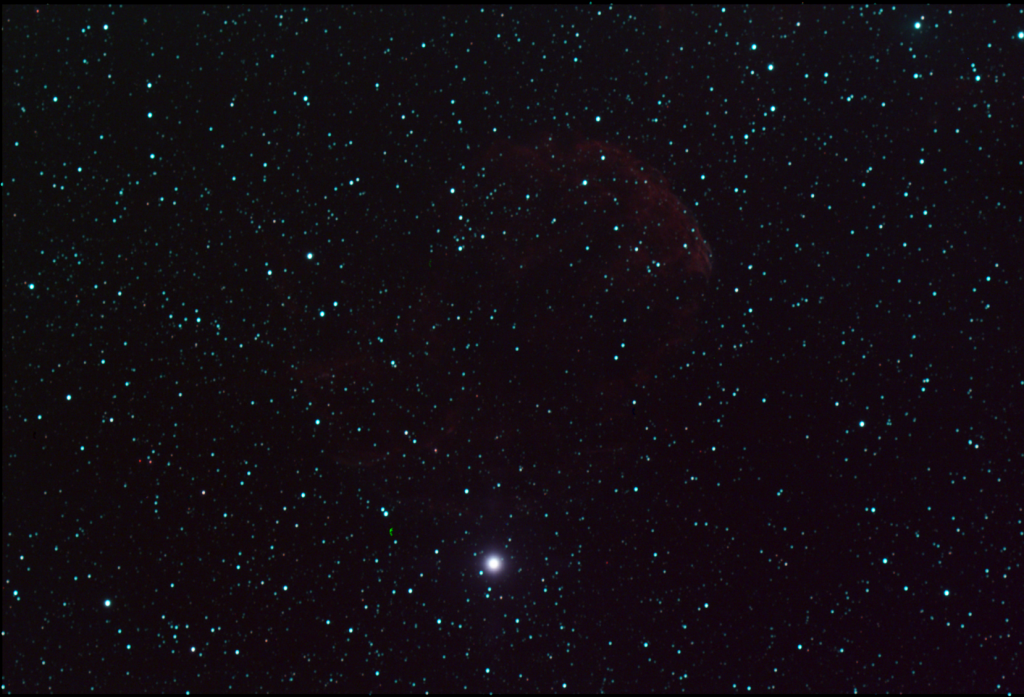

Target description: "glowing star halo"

left=486, top=556, right=501, bottom=572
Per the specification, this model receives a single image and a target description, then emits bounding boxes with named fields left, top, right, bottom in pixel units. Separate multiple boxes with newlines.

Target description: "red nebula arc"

left=304, top=132, right=712, bottom=497
left=422, top=132, right=712, bottom=393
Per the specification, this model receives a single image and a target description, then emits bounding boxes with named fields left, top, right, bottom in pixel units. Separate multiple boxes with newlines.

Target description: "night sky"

left=3, top=5, right=1022, bottom=694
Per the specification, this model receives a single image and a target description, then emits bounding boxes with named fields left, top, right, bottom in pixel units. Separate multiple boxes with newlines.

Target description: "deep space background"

left=3, top=5, right=1022, bottom=694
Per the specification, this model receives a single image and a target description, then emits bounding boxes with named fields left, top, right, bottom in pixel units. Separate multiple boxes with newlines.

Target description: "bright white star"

left=486, top=556, right=501, bottom=571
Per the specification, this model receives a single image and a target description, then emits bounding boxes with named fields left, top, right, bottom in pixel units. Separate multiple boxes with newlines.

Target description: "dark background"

left=3, top=5, right=1021, bottom=693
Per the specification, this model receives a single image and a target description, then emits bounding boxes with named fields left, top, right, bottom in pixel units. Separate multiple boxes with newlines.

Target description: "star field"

left=3, top=6, right=1022, bottom=693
